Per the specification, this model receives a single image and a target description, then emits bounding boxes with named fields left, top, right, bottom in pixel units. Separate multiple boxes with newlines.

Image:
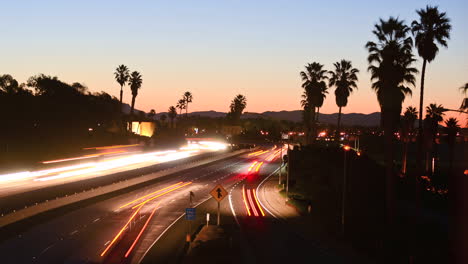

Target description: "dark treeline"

left=0, top=74, right=123, bottom=168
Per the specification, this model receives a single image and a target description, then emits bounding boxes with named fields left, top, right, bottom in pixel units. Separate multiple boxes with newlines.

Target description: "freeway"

left=0, top=141, right=226, bottom=199
left=0, top=148, right=271, bottom=264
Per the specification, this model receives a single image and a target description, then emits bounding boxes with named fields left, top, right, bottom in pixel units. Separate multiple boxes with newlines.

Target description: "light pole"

left=279, top=142, right=283, bottom=185
left=341, top=145, right=351, bottom=235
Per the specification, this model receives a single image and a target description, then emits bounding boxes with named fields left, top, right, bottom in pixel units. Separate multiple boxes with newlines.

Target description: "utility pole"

left=279, top=142, right=283, bottom=185
left=341, top=145, right=351, bottom=235
left=286, top=144, right=290, bottom=199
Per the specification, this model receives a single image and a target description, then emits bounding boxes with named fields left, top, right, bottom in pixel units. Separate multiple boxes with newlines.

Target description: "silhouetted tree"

left=444, top=117, right=459, bottom=178
left=300, top=62, right=328, bottom=143
left=228, top=94, right=247, bottom=123
left=412, top=6, right=451, bottom=171
left=128, top=71, right=142, bottom=117
left=424, top=103, right=445, bottom=174
left=148, top=109, right=156, bottom=119
left=329, top=60, right=359, bottom=139
left=183, top=91, right=193, bottom=117
left=176, top=99, right=186, bottom=115
left=366, top=17, right=417, bottom=227
left=168, top=106, right=177, bottom=128
left=160, top=114, right=167, bottom=127
left=401, top=106, right=418, bottom=174
left=114, top=65, right=130, bottom=109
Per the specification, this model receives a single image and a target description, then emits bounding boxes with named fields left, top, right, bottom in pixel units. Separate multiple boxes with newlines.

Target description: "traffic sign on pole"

left=186, top=208, right=196, bottom=221
left=210, top=184, right=228, bottom=202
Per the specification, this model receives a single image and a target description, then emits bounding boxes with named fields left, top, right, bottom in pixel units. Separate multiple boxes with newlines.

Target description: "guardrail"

left=0, top=149, right=252, bottom=228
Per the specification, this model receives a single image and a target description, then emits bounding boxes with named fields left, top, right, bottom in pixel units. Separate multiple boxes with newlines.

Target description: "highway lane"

left=0, top=150, right=268, bottom=264
left=0, top=141, right=226, bottom=200
left=227, top=148, right=348, bottom=263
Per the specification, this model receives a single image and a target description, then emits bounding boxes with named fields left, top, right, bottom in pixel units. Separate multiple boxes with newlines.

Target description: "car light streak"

left=100, top=206, right=142, bottom=257
left=119, top=182, right=184, bottom=209
left=124, top=202, right=160, bottom=258
left=242, top=186, right=251, bottom=216
left=83, top=144, right=141, bottom=150
left=246, top=189, right=259, bottom=217
left=252, top=189, right=265, bottom=216
left=255, top=162, right=264, bottom=172
left=248, top=150, right=263, bottom=156
left=247, top=161, right=258, bottom=172
left=131, top=182, right=193, bottom=209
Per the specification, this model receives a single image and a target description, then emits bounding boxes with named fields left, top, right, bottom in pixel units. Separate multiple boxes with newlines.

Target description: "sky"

left=1, top=0, right=467, bottom=121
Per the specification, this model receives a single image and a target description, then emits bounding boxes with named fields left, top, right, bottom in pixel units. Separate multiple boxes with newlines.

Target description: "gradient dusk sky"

left=1, top=0, right=467, bottom=120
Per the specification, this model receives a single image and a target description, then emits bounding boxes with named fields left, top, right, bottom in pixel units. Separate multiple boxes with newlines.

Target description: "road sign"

left=210, top=184, right=228, bottom=202
left=186, top=208, right=196, bottom=220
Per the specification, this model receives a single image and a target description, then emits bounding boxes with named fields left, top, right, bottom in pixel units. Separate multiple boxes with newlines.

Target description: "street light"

left=341, top=145, right=351, bottom=235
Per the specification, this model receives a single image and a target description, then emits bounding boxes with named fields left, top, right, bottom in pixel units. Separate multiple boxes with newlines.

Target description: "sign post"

left=210, top=184, right=228, bottom=226
left=186, top=207, right=196, bottom=243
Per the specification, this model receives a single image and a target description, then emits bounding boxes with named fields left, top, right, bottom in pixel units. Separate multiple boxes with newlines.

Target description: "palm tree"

left=424, top=103, right=446, bottom=174
left=329, top=60, right=359, bottom=139
left=412, top=6, right=451, bottom=170
left=128, top=71, right=142, bottom=117
left=114, top=65, right=130, bottom=109
left=168, top=106, right=177, bottom=128
left=183, top=91, right=193, bottom=117
left=300, top=62, right=328, bottom=144
left=176, top=99, right=186, bottom=115
left=229, top=94, right=247, bottom=123
left=401, top=106, right=418, bottom=174
left=444, top=117, right=460, bottom=179
left=366, top=17, right=417, bottom=225
left=315, top=83, right=328, bottom=122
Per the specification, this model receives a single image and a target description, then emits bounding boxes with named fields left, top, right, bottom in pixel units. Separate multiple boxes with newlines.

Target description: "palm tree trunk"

left=310, top=107, right=316, bottom=144
left=316, top=107, right=320, bottom=122
left=402, top=139, right=408, bottom=175
left=186, top=104, right=188, bottom=117
left=337, top=107, right=342, bottom=140
left=382, top=109, right=396, bottom=261
left=119, top=84, right=123, bottom=110
left=417, top=59, right=427, bottom=172
left=130, top=96, right=136, bottom=117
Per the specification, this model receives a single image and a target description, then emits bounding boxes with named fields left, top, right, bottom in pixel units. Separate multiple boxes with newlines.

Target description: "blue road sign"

left=186, top=208, right=196, bottom=220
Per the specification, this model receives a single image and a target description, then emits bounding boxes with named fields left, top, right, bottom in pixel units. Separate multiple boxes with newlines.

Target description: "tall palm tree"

left=401, top=106, right=418, bottom=174
left=329, top=60, right=359, bottom=139
left=114, top=65, right=130, bottom=109
left=168, top=106, right=177, bottom=128
left=366, top=17, right=417, bottom=226
left=128, top=71, right=142, bottom=117
left=424, top=103, right=446, bottom=174
left=412, top=6, right=451, bottom=170
left=300, top=62, right=328, bottom=144
left=176, top=99, right=186, bottom=115
left=183, top=91, right=193, bottom=117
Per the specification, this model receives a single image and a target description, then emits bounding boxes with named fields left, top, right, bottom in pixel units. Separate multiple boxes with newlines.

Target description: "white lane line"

left=138, top=195, right=212, bottom=264
left=39, top=243, right=55, bottom=256
left=69, top=230, right=78, bottom=236
left=104, top=240, right=110, bottom=246
left=256, top=167, right=280, bottom=219
left=229, top=187, right=240, bottom=226
left=93, top=218, right=100, bottom=223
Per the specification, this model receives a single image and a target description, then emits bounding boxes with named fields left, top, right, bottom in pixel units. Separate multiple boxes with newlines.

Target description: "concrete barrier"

left=0, top=149, right=252, bottom=228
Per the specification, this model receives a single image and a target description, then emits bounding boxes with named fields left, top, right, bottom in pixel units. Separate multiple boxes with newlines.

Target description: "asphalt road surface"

left=0, top=150, right=267, bottom=264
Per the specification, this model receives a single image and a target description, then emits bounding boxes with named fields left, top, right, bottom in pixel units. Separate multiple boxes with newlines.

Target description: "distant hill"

left=151, top=109, right=381, bottom=127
